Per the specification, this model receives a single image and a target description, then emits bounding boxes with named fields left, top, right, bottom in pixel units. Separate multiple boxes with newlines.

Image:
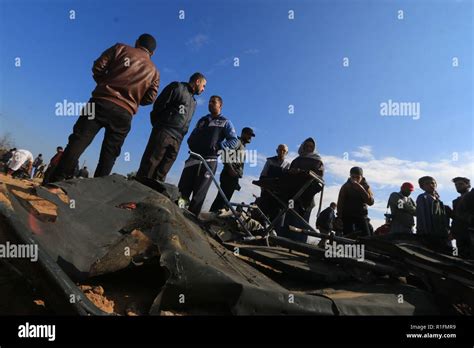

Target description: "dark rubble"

left=0, top=174, right=472, bottom=315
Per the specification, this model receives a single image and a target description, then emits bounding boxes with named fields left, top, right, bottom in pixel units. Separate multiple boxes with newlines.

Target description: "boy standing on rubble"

left=178, top=96, right=238, bottom=216
left=416, top=176, right=451, bottom=253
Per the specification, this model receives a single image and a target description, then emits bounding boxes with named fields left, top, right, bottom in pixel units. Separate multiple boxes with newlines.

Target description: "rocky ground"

left=0, top=173, right=168, bottom=315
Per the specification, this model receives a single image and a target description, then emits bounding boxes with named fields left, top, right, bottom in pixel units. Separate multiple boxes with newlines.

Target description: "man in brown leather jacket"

left=49, top=34, right=159, bottom=182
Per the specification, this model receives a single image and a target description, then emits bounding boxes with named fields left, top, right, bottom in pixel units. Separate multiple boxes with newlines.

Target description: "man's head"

left=208, top=95, right=223, bottom=116
left=330, top=202, right=337, bottom=210
left=452, top=177, right=471, bottom=194
left=135, top=33, right=157, bottom=56
left=350, top=166, right=363, bottom=183
left=276, top=144, right=288, bottom=160
left=38, top=154, right=43, bottom=157
left=400, top=182, right=415, bottom=197
left=241, top=127, right=255, bottom=144
left=418, top=176, right=437, bottom=194
left=189, top=72, right=206, bottom=95
left=57, top=146, right=63, bottom=153
left=84, top=166, right=88, bottom=170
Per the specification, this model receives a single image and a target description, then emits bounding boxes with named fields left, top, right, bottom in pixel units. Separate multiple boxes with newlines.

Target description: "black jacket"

left=316, top=207, right=336, bottom=230
left=289, top=153, right=325, bottom=210
left=187, top=115, right=238, bottom=159
left=221, top=137, right=246, bottom=178
left=150, top=81, right=197, bottom=140
left=388, top=192, right=416, bottom=228
left=453, top=189, right=474, bottom=238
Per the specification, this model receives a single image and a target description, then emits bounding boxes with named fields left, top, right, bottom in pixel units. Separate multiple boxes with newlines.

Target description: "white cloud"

left=185, top=34, right=210, bottom=51
left=324, top=150, right=474, bottom=191
left=352, top=145, right=375, bottom=160
left=207, top=48, right=262, bottom=74
left=256, top=151, right=268, bottom=167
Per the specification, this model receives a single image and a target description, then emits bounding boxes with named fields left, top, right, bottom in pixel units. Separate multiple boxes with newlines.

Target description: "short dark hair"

left=137, top=33, right=156, bottom=53
left=189, top=72, right=206, bottom=83
left=38, top=154, right=42, bottom=156
left=330, top=202, right=337, bottom=208
left=452, top=177, right=471, bottom=186
left=350, top=166, right=363, bottom=176
left=210, top=95, right=223, bottom=105
left=57, top=146, right=63, bottom=151
left=418, top=176, right=435, bottom=187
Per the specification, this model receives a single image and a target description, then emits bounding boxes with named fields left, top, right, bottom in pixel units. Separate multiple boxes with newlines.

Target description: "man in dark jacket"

left=50, top=34, right=159, bottom=182
left=78, top=166, right=90, bottom=178
left=454, top=188, right=474, bottom=258
left=451, top=177, right=472, bottom=258
left=316, top=202, right=337, bottom=247
left=209, top=127, right=255, bottom=212
left=317, top=202, right=337, bottom=235
left=137, top=72, right=206, bottom=181
left=280, top=137, right=324, bottom=243
left=255, top=144, right=291, bottom=222
left=178, top=96, right=238, bottom=216
left=42, top=146, right=63, bottom=185
left=337, top=166, right=374, bottom=236
left=416, top=176, right=451, bottom=253
left=388, top=182, right=416, bottom=234
left=260, top=144, right=290, bottom=179
left=32, top=154, right=43, bottom=178
left=289, top=137, right=324, bottom=212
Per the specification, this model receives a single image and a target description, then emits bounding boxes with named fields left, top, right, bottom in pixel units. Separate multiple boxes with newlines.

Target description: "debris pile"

left=0, top=173, right=472, bottom=315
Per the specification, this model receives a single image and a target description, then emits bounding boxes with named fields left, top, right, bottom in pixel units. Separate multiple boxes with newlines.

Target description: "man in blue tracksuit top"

left=178, top=95, right=238, bottom=216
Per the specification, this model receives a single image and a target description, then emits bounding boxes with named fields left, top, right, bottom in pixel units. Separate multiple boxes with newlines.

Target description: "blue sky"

left=1, top=0, right=472, bottom=228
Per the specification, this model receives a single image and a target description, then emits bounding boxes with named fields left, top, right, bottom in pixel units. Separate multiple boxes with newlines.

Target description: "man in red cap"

left=387, top=182, right=416, bottom=234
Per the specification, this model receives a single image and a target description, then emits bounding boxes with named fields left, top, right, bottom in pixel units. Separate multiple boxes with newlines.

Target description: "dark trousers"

left=137, top=127, right=181, bottom=182
left=457, top=232, right=473, bottom=258
left=342, top=216, right=371, bottom=236
left=209, top=172, right=239, bottom=212
left=178, top=159, right=217, bottom=216
left=50, top=99, right=132, bottom=181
